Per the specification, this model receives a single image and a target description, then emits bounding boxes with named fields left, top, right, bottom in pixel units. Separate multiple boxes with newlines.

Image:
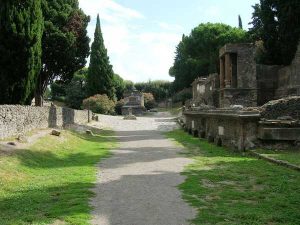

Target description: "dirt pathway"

left=90, top=113, right=196, bottom=225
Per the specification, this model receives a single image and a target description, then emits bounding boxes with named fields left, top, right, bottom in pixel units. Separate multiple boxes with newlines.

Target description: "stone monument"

left=121, top=88, right=146, bottom=116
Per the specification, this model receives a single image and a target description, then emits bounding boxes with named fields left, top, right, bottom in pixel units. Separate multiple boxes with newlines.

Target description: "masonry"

left=0, top=105, right=90, bottom=140
left=182, top=42, right=300, bottom=151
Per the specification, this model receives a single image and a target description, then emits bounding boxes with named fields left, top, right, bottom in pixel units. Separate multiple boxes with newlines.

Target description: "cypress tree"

left=0, top=0, right=43, bottom=105
left=238, top=15, right=243, bottom=29
left=87, top=14, right=115, bottom=99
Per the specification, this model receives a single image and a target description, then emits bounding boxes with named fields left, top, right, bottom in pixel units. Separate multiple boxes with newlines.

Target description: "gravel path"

left=90, top=113, right=196, bottom=225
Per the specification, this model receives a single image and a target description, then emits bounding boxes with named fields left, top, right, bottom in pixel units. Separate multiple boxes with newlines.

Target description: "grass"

left=0, top=129, right=116, bottom=225
left=166, top=130, right=300, bottom=225
left=254, top=149, right=300, bottom=167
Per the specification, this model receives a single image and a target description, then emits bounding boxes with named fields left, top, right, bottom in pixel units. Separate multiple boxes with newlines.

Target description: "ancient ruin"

left=121, top=88, right=146, bottom=115
left=182, top=42, right=300, bottom=150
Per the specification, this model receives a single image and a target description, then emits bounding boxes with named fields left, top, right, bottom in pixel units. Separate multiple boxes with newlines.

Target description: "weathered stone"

left=260, top=96, right=300, bottom=120
left=0, top=105, right=90, bottom=140
left=122, top=89, right=146, bottom=116
left=86, top=130, right=94, bottom=135
left=17, top=134, right=28, bottom=143
left=123, top=115, right=137, bottom=120
left=51, top=130, right=61, bottom=136
left=7, top=142, right=16, bottom=146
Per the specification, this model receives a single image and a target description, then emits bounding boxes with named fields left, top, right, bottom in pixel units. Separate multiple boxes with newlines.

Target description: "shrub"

left=172, top=88, right=192, bottom=104
left=143, top=92, right=157, bottom=110
left=115, top=99, right=125, bottom=115
left=82, top=94, right=115, bottom=115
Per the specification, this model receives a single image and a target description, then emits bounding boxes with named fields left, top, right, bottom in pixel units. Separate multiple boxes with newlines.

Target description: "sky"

left=78, top=0, right=260, bottom=82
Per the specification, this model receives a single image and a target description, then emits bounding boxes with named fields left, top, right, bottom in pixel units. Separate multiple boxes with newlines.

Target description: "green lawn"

left=254, top=149, right=300, bottom=167
left=167, top=130, right=300, bottom=225
left=0, top=129, right=116, bottom=225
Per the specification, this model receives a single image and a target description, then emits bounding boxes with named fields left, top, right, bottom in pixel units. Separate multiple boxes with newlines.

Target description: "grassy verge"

left=254, top=149, right=300, bottom=167
left=166, top=130, right=300, bottom=225
left=0, top=129, right=116, bottom=225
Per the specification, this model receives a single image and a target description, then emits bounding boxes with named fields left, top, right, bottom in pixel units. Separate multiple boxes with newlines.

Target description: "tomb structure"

left=182, top=42, right=300, bottom=150
left=121, top=89, right=145, bottom=116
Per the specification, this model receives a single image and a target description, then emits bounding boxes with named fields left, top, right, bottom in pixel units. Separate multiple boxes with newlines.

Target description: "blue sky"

left=79, top=0, right=259, bottom=82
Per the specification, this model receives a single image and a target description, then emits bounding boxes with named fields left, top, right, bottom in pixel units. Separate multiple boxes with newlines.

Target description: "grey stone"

left=51, top=130, right=61, bottom=136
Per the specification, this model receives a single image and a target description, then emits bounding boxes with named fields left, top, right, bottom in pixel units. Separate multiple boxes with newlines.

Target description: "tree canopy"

left=35, top=0, right=90, bottom=105
left=249, top=0, right=300, bottom=65
left=169, top=23, right=249, bottom=91
left=87, top=15, right=115, bottom=99
left=0, top=0, right=43, bottom=104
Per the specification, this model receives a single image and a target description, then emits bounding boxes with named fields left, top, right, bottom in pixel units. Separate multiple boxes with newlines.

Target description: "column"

left=220, top=57, right=225, bottom=89
left=225, top=54, right=232, bottom=88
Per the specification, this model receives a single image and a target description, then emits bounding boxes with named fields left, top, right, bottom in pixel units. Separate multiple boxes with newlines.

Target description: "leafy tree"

left=238, top=15, right=243, bottom=29
left=50, top=82, right=66, bottom=102
left=113, top=74, right=126, bottom=100
left=143, top=93, right=156, bottom=110
left=65, top=68, right=88, bottom=109
left=135, top=80, right=173, bottom=102
left=87, top=15, right=115, bottom=99
left=82, top=94, right=115, bottom=114
left=35, top=0, right=90, bottom=106
left=124, top=80, right=135, bottom=92
left=250, top=0, right=300, bottom=65
left=170, top=23, right=248, bottom=91
left=0, top=0, right=43, bottom=105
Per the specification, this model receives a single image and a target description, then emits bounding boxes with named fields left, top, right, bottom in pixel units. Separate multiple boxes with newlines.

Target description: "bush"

left=144, top=92, right=157, bottom=110
left=82, top=94, right=115, bottom=115
left=115, top=99, right=125, bottom=115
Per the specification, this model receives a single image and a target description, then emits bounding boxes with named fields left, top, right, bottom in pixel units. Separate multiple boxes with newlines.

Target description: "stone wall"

left=260, top=96, right=300, bottom=120
left=183, top=110, right=260, bottom=150
left=0, top=105, right=90, bottom=139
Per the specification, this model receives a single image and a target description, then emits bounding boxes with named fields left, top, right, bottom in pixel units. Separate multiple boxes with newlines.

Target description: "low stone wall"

left=183, top=110, right=260, bottom=150
left=0, top=105, right=90, bottom=139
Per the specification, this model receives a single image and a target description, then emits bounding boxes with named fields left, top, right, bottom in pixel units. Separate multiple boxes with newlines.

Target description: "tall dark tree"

left=250, top=0, right=300, bottom=65
left=170, top=23, right=249, bottom=91
left=0, top=0, right=43, bottom=105
left=238, top=15, right=243, bottom=29
left=35, top=0, right=90, bottom=106
left=87, top=15, right=115, bottom=99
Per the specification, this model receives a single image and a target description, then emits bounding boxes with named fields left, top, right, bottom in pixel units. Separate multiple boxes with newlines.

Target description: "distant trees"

left=0, top=0, right=43, bottom=104
left=113, top=74, right=126, bottom=100
left=35, top=0, right=90, bottom=106
left=169, top=23, right=249, bottom=91
left=87, top=15, right=115, bottom=99
left=65, top=68, right=88, bottom=109
left=250, top=0, right=300, bottom=65
left=135, top=80, right=173, bottom=102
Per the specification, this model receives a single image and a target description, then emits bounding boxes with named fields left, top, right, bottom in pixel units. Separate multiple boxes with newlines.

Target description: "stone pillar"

left=220, top=57, right=225, bottom=88
left=225, top=54, right=232, bottom=88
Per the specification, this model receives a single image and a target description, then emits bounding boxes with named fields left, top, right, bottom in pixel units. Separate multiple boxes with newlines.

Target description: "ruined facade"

left=183, top=42, right=300, bottom=150
left=121, top=89, right=145, bottom=115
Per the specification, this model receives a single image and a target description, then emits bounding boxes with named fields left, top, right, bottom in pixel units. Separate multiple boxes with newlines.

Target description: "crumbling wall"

left=183, top=110, right=259, bottom=150
left=0, top=105, right=90, bottom=139
left=260, top=96, right=300, bottom=120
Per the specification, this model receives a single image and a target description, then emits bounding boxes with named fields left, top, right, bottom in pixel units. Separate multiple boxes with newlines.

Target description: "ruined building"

left=121, top=89, right=145, bottom=116
left=182, top=43, right=300, bottom=150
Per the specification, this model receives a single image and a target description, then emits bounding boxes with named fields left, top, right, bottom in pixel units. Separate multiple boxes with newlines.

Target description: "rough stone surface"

left=260, top=96, right=300, bottom=120
left=51, top=130, right=61, bottom=137
left=90, top=113, right=196, bottom=225
left=0, top=105, right=90, bottom=139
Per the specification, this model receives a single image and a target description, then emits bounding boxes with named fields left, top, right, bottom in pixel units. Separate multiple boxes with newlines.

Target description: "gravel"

left=90, top=113, right=196, bottom=225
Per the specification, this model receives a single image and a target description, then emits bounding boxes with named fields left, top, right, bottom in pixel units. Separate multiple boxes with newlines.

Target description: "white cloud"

left=79, top=0, right=180, bottom=82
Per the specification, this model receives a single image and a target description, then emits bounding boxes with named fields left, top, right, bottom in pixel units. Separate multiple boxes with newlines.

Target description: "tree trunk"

left=35, top=74, right=44, bottom=106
